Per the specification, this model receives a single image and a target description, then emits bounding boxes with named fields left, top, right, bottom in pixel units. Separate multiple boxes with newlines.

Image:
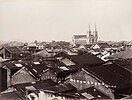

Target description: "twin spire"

left=88, top=24, right=97, bottom=34
left=87, top=24, right=98, bottom=44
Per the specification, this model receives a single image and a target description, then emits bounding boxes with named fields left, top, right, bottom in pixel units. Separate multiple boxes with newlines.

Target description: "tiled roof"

left=67, top=54, right=105, bottom=66
left=25, top=63, right=48, bottom=78
left=44, top=65, right=79, bottom=79
left=49, top=67, right=62, bottom=74
left=98, top=42, right=110, bottom=48
left=54, top=51, right=69, bottom=57
left=104, top=63, right=132, bottom=81
left=55, top=51, right=77, bottom=58
left=84, top=44, right=93, bottom=48
left=67, top=87, right=110, bottom=99
left=13, top=79, right=58, bottom=91
left=79, top=87, right=110, bottom=99
left=33, top=79, right=58, bottom=90
left=83, top=64, right=131, bottom=90
left=44, top=59, right=65, bottom=67
left=108, top=48, right=132, bottom=59
left=66, top=65, right=80, bottom=71
left=112, top=59, right=132, bottom=72
left=73, top=35, right=87, bottom=38
left=33, top=50, right=52, bottom=57
left=3, top=60, right=24, bottom=69
left=0, top=91, right=26, bottom=100
left=3, top=59, right=39, bottom=69
left=127, top=40, right=132, bottom=45
left=46, top=83, right=76, bottom=93
left=5, top=46, right=22, bottom=54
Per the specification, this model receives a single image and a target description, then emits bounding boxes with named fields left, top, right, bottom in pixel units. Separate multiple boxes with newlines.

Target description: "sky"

left=0, top=0, right=132, bottom=42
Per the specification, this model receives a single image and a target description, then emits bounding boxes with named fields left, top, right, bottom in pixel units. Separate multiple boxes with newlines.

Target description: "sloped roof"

left=84, top=44, right=93, bottom=48
left=67, top=86, right=110, bottom=99
left=25, top=63, right=48, bottom=78
left=13, top=79, right=58, bottom=91
left=55, top=51, right=78, bottom=58
left=127, top=40, right=132, bottom=46
left=91, top=44, right=100, bottom=49
left=33, top=79, right=58, bottom=90
left=112, top=59, right=132, bottom=73
left=33, top=50, right=52, bottom=57
left=57, top=65, right=80, bottom=78
left=78, top=87, right=110, bottom=99
left=54, top=51, right=69, bottom=57
left=103, top=63, right=132, bottom=81
left=49, top=67, right=62, bottom=74
left=5, top=46, right=22, bottom=54
left=83, top=64, right=131, bottom=90
left=3, top=60, right=24, bottom=69
left=73, top=35, right=87, bottom=38
left=108, top=48, right=132, bottom=59
left=44, top=59, right=65, bottom=67
left=67, top=54, right=105, bottom=66
left=46, top=83, right=76, bottom=93
left=0, top=91, right=26, bottom=100
left=0, top=57, right=4, bottom=62
left=98, top=42, right=110, bottom=48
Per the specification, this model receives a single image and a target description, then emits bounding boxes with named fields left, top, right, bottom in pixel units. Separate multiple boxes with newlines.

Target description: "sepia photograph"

left=0, top=0, right=132, bottom=99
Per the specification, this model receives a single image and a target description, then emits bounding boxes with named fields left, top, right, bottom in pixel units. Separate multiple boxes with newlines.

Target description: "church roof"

left=73, top=35, right=87, bottom=38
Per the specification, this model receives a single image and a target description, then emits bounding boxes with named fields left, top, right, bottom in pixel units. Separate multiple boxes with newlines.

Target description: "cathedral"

left=72, top=24, right=98, bottom=45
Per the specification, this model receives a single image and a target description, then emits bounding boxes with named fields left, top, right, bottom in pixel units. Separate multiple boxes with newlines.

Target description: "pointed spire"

left=88, top=24, right=91, bottom=35
left=95, top=23, right=97, bottom=32
left=94, top=23, right=98, bottom=35
left=94, top=23, right=98, bottom=43
left=88, top=24, right=92, bottom=44
left=89, top=24, right=91, bottom=32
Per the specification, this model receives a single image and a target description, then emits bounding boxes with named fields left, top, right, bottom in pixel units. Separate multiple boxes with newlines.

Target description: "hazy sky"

left=0, top=0, right=132, bottom=42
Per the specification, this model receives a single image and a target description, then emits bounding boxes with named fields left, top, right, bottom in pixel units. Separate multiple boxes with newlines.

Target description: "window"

left=87, top=81, right=90, bottom=84
left=60, top=66, right=69, bottom=70
left=15, top=63, right=23, bottom=67
left=33, top=62, right=40, bottom=64
left=93, top=89, right=96, bottom=91
left=83, top=81, right=86, bottom=83
left=97, top=95, right=101, bottom=98
left=33, top=69, right=37, bottom=73
left=81, top=92, right=94, bottom=99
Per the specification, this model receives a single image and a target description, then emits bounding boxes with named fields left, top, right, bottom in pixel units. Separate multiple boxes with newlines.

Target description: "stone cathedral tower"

left=87, top=24, right=98, bottom=44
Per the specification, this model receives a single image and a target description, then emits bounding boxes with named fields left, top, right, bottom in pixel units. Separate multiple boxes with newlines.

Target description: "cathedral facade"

left=72, top=24, right=98, bottom=45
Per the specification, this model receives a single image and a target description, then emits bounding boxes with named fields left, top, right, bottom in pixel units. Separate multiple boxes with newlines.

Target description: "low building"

left=0, top=60, right=24, bottom=92
left=11, top=61, right=49, bottom=85
left=65, top=62, right=132, bottom=99
left=13, top=79, right=58, bottom=99
left=0, top=46, right=23, bottom=59
left=67, top=86, right=110, bottom=100
left=65, top=68, right=114, bottom=99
